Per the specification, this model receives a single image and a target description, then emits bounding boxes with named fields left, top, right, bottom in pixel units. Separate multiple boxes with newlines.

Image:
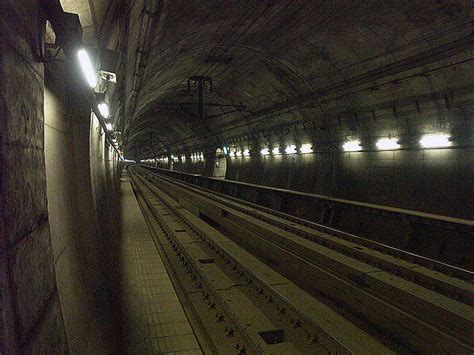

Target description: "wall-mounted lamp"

left=77, top=49, right=97, bottom=88
left=376, top=138, right=400, bottom=150
left=98, top=103, right=109, bottom=118
left=261, top=148, right=270, bottom=156
left=95, top=93, right=110, bottom=118
left=300, top=143, right=313, bottom=154
left=272, top=146, right=281, bottom=155
left=242, top=149, right=250, bottom=156
left=343, top=140, right=362, bottom=152
left=420, top=133, right=451, bottom=148
left=285, top=145, right=297, bottom=154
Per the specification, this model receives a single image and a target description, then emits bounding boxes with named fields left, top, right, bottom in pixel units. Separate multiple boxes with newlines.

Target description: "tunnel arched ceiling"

left=113, top=0, right=473, bottom=159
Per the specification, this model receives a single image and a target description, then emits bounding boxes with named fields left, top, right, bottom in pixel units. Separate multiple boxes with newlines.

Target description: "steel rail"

left=138, top=167, right=474, bottom=306
left=140, top=166, right=474, bottom=279
left=133, top=166, right=474, bottom=353
left=129, top=169, right=386, bottom=353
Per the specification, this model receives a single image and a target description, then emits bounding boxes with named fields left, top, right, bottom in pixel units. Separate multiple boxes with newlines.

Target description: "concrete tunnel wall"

left=1, top=1, right=122, bottom=352
left=156, top=143, right=474, bottom=220
left=133, top=1, right=473, bottom=221
left=44, top=76, right=122, bottom=351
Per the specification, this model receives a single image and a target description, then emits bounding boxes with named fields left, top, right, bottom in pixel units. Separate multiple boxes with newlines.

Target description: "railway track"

left=129, top=165, right=474, bottom=353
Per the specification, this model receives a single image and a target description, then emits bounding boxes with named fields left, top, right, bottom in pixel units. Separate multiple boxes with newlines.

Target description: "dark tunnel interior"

left=1, top=0, right=473, bottom=353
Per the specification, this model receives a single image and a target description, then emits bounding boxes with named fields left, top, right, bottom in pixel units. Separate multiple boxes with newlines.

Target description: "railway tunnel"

left=1, top=0, right=473, bottom=353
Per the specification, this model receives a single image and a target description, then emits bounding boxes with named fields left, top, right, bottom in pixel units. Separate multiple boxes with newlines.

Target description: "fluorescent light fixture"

left=77, top=49, right=97, bottom=88
left=300, top=143, right=313, bottom=154
left=420, top=133, right=451, bottom=148
left=376, top=138, right=400, bottom=150
left=343, top=140, right=362, bottom=152
left=105, top=123, right=112, bottom=131
left=261, top=148, right=270, bottom=156
left=285, top=145, right=297, bottom=154
left=243, top=149, right=250, bottom=156
left=98, top=103, right=109, bottom=118
left=272, top=146, right=281, bottom=155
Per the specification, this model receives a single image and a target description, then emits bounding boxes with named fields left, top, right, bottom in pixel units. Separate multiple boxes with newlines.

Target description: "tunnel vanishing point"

left=1, top=0, right=473, bottom=353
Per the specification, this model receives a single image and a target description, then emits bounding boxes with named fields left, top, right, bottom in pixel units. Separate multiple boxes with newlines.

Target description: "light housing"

left=376, top=138, right=400, bottom=150
left=300, top=143, right=313, bottom=154
left=343, top=140, right=362, bottom=152
left=420, top=133, right=451, bottom=148
left=285, top=145, right=297, bottom=154
left=77, top=49, right=97, bottom=88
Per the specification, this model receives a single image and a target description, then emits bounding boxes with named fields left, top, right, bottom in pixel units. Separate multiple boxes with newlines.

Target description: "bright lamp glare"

left=272, top=146, right=281, bottom=155
left=243, top=149, right=250, bottom=156
left=420, top=134, right=451, bottom=148
left=300, top=143, right=313, bottom=154
left=343, top=140, right=362, bottom=152
left=77, top=49, right=97, bottom=88
left=261, top=148, right=270, bottom=156
left=98, top=103, right=109, bottom=118
left=235, top=150, right=241, bottom=157
left=105, top=123, right=112, bottom=131
left=376, top=138, right=400, bottom=150
left=223, top=147, right=228, bottom=155
left=285, top=145, right=297, bottom=154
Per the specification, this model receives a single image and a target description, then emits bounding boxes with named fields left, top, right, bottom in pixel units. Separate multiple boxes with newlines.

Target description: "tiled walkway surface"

left=120, top=175, right=201, bottom=354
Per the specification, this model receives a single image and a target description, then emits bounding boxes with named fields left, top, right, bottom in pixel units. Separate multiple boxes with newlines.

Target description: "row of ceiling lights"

left=78, top=49, right=115, bottom=133
left=225, top=133, right=451, bottom=156
left=342, top=133, right=451, bottom=152
left=146, top=133, right=452, bottom=162
left=153, top=153, right=206, bottom=163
